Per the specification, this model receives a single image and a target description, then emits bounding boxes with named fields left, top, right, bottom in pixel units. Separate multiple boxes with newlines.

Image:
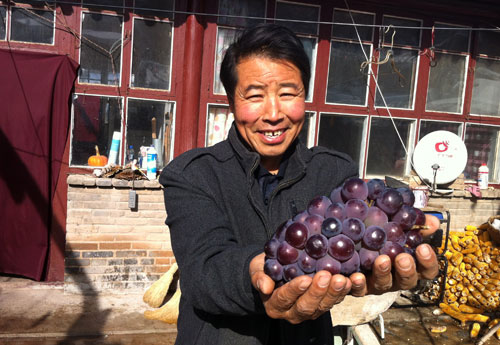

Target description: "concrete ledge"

left=67, top=174, right=161, bottom=190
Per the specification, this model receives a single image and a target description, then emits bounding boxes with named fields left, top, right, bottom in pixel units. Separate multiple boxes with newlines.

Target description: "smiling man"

left=160, top=24, right=438, bottom=345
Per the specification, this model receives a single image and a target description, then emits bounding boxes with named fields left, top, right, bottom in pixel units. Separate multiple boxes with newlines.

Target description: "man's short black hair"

left=220, top=23, right=311, bottom=105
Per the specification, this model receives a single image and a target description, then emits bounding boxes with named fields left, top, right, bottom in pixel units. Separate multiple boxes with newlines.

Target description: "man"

left=160, top=23, right=438, bottom=345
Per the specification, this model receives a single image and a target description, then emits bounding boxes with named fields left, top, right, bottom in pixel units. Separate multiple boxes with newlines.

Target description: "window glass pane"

left=470, top=58, right=500, bottom=117
left=318, top=114, right=366, bottom=165
left=276, top=2, right=319, bottom=35
left=79, top=13, right=122, bottom=85
left=426, top=52, right=466, bottom=113
left=366, top=117, right=415, bottom=178
left=464, top=124, right=500, bottom=183
left=375, top=48, right=418, bottom=109
left=299, top=36, right=317, bottom=102
left=218, top=0, right=265, bottom=28
left=419, top=121, right=462, bottom=140
left=214, top=27, right=241, bottom=95
left=434, top=24, right=469, bottom=52
left=298, top=112, right=316, bottom=148
left=382, top=17, right=420, bottom=47
left=127, top=99, right=174, bottom=169
left=333, top=9, right=373, bottom=42
left=134, top=0, right=174, bottom=19
left=83, top=0, right=124, bottom=10
left=327, top=41, right=371, bottom=105
left=71, top=95, right=122, bottom=166
left=206, top=105, right=233, bottom=147
left=11, top=7, right=54, bottom=44
left=131, top=19, right=172, bottom=90
left=0, top=6, right=6, bottom=40
left=477, top=30, right=500, bottom=57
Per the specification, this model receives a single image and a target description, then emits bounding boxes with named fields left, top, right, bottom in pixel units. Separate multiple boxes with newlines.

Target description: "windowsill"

left=67, top=174, right=161, bottom=189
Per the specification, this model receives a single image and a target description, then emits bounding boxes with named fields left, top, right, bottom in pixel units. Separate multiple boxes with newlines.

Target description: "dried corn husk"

left=143, top=263, right=178, bottom=308
left=144, top=288, right=181, bottom=324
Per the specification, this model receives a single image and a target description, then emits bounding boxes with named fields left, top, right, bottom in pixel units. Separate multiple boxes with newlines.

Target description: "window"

left=218, top=0, right=265, bottom=28
left=464, top=124, right=499, bottom=182
left=134, top=0, right=174, bottom=18
left=213, top=27, right=241, bottom=95
left=0, top=6, right=6, bottom=40
left=206, top=105, right=234, bottom=147
left=299, top=112, right=317, bottom=148
left=79, top=12, right=123, bottom=85
left=418, top=120, right=462, bottom=140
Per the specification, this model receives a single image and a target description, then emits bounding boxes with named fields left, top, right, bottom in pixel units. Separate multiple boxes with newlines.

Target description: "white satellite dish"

left=413, top=130, right=468, bottom=185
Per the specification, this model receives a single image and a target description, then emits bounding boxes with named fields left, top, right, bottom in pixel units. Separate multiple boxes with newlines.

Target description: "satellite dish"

left=413, top=130, right=467, bottom=185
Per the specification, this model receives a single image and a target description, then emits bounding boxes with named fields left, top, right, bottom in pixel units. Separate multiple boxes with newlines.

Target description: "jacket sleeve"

left=160, top=165, right=265, bottom=317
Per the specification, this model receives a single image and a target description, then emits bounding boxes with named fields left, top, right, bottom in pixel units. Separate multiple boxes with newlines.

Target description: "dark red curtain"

left=0, top=49, right=78, bottom=281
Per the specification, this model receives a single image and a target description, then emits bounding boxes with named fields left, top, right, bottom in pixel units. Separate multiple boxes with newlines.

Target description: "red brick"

left=67, top=243, right=98, bottom=250
left=99, top=242, right=132, bottom=250
left=148, top=250, right=174, bottom=257
left=155, top=258, right=174, bottom=265
left=132, top=242, right=162, bottom=249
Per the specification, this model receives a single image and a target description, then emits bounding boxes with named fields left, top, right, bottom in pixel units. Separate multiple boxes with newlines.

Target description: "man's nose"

left=263, top=96, right=283, bottom=122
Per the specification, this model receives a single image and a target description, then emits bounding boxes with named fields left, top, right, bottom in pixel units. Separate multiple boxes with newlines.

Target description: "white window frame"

left=8, top=4, right=56, bottom=45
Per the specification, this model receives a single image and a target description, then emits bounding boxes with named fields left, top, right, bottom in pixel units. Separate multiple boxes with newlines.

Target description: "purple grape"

left=285, top=222, right=309, bottom=249
left=304, top=214, right=324, bottom=236
left=379, top=241, right=404, bottom=263
left=330, top=186, right=343, bottom=203
left=298, top=251, right=317, bottom=273
left=367, top=178, right=385, bottom=201
left=321, top=217, right=343, bottom=238
left=342, top=217, right=365, bottom=243
left=397, top=187, right=416, bottom=207
left=376, top=188, right=403, bottom=215
left=264, top=238, right=280, bottom=259
left=264, top=258, right=283, bottom=281
left=305, top=234, right=328, bottom=259
left=341, top=178, right=369, bottom=201
left=345, top=199, right=368, bottom=220
left=392, top=205, right=417, bottom=231
left=277, top=241, right=300, bottom=265
left=274, top=220, right=292, bottom=241
left=364, top=206, right=389, bottom=227
left=362, top=225, right=387, bottom=250
left=283, top=263, right=305, bottom=282
left=328, top=234, right=355, bottom=262
left=307, top=196, right=332, bottom=217
left=359, top=248, right=379, bottom=271
left=382, top=222, right=406, bottom=246
left=325, top=202, right=346, bottom=221
left=405, top=229, right=423, bottom=248
left=404, top=246, right=416, bottom=258
left=293, top=210, right=309, bottom=223
left=340, top=251, right=360, bottom=275
left=414, top=208, right=426, bottom=226
left=316, top=255, right=341, bottom=275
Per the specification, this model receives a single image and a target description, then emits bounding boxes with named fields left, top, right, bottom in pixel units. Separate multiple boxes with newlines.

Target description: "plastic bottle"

left=108, top=131, right=121, bottom=165
left=478, top=163, right=489, bottom=189
left=127, top=145, right=134, bottom=164
left=146, top=146, right=158, bottom=180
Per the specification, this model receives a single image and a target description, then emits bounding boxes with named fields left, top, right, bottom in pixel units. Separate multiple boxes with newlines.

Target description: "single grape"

left=405, top=229, right=423, bottom=248
left=274, top=219, right=292, bottom=242
left=342, top=217, right=365, bottom=243
left=392, top=205, right=417, bottom=231
left=367, top=178, right=385, bottom=201
left=305, top=234, right=328, bottom=259
left=277, top=241, right=300, bottom=265
left=328, top=234, right=355, bottom=262
left=379, top=241, right=404, bottom=263
left=307, top=196, right=332, bottom=217
left=397, top=187, right=416, bottom=207
left=285, top=222, right=309, bottom=249
left=298, top=251, right=317, bottom=273
left=293, top=210, right=309, bottom=223
left=330, top=186, right=343, bottom=203
left=376, top=188, right=403, bottom=215
left=325, top=202, right=346, bottom=221
left=340, top=251, right=360, bottom=275
left=283, top=263, right=305, bottom=282
left=316, top=255, right=341, bottom=275
left=364, top=206, right=389, bottom=227
left=362, top=225, right=387, bottom=250
left=264, top=238, right=280, bottom=259
left=304, top=214, right=324, bottom=236
left=264, top=258, right=283, bottom=281
left=382, top=222, right=406, bottom=246
left=341, top=177, right=369, bottom=201
left=414, top=208, right=426, bottom=226
left=321, top=217, right=343, bottom=238
left=345, top=199, right=369, bottom=220
left=359, top=248, right=379, bottom=271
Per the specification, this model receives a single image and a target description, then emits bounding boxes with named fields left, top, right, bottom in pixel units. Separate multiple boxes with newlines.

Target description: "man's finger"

left=316, top=274, right=351, bottom=312
left=393, top=253, right=418, bottom=290
left=349, top=272, right=367, bottom=297
left=415, top=243, right=439, bottom=280
left=293, top=272, right=333, bottom=317
left=268, top=275, right=312, bottom=313
left=369, top=255, right=393, bottom=293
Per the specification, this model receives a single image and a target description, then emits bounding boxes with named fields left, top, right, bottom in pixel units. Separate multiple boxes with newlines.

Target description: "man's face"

left=231, top=56, right=306, bottom=173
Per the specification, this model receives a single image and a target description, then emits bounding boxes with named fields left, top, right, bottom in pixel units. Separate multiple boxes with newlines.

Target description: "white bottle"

left=146, top=146, right=158, bottom=180
left=108, top=131, right=121, bottom=165
left=478, top=163, right=489, bottom=190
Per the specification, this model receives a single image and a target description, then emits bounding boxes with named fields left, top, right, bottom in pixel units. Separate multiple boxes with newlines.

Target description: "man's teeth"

left=264, top=130, right=283, bottom=138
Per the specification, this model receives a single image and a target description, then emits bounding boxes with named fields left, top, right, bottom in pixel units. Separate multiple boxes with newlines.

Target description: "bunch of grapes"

left=263, top=177, right=428, bottom=286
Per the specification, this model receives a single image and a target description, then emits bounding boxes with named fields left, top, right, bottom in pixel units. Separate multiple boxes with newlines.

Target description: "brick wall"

left=65, top=175, right=174, bottom=294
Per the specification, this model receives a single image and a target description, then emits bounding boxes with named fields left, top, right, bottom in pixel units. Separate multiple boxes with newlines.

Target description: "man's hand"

left=250, top=253, right=351, bottom=324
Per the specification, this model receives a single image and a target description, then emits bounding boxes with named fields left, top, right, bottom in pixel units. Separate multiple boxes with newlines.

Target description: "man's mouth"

left=263, top=130, right=284, bottom=139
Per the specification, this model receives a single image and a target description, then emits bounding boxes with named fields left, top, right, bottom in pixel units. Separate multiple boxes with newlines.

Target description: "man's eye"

left=248, top=94, right=263, bottom=99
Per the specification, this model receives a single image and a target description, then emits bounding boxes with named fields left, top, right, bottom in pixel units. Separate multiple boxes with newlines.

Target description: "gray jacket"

left=160, top=125, right=358, bottom=345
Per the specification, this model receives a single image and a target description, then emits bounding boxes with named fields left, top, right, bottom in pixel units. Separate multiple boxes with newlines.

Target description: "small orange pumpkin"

left=88, top=145, right=108, bottom=166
